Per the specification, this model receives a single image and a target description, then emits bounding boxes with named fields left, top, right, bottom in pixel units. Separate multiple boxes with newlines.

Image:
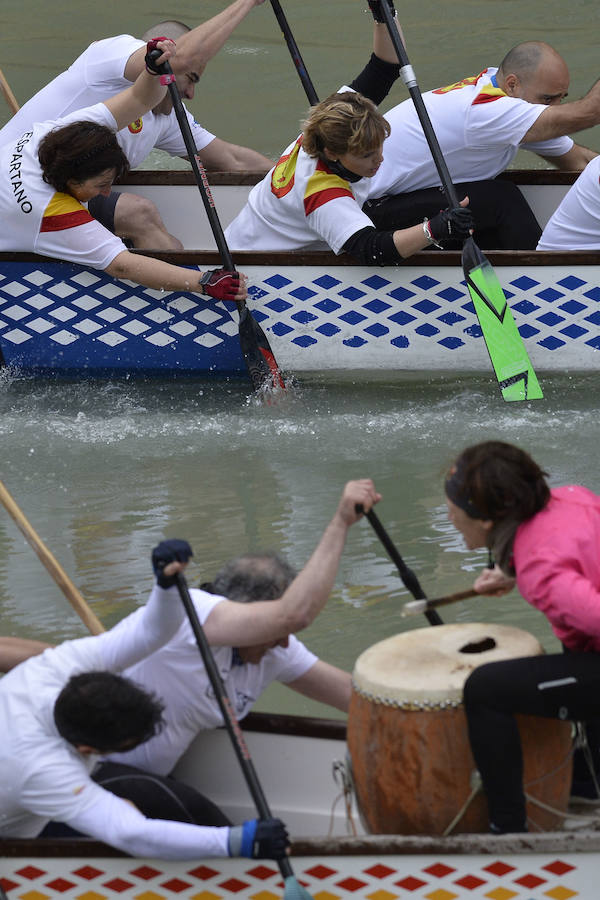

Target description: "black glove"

left=145, top=37, right=168, bottom=75
left=427, top=206, right=474, bottom=247
left=151, top=539, right=193, bottom=588
left=199, top=268, right=241, bottom=302
left=367, top=0, right=396, bottom=23
left=228, top=817, right=290, bottom=860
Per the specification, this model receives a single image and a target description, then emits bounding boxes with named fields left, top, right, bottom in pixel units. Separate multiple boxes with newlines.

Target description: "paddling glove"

left=367, top=0, right=396, bottom=23
left=199, top=268, right=240, bottom=301
left=427, top=206, right=474, bottom=247
left=228, top=817, right=290, bottom=860
left=145, top=38, right=168, bottom=75
left=152, top=538, right=193, bottom=588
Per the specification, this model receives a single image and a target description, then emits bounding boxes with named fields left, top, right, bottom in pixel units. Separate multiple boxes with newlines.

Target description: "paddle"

left=0, top=66, right=19, bottom=115
left=378, top=3, right=543, bottom=403
left=0, top=479, right=105, bottom=635
left=174, top=573, right=313, bottom=900
left=356, top=504, right=443, bottom=626
left=150, top=55, right=285, bottom=395
left=268, top=0, right=319, bottom=105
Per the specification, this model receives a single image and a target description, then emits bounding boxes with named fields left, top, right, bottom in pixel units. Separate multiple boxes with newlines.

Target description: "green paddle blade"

left=462, top=238, right=543, bottom=402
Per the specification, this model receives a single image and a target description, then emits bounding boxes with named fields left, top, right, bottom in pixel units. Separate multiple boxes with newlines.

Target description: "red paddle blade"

left=237, top=304, right=286, bottom=393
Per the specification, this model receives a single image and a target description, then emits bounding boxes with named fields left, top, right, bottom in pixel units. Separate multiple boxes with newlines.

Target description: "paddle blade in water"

left=462, top=238, right=543, bottom=402
left=238, top=304, right=286, bottom=394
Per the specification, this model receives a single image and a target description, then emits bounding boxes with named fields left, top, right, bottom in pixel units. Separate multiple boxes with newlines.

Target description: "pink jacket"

left=514, top=486, right=600, bottom=652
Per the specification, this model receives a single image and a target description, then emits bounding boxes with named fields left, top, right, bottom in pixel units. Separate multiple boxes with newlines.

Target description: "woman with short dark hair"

left=445, top=440, right=600, bottom=833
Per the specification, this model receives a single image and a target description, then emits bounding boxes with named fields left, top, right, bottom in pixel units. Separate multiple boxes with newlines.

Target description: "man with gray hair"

left=0, top=478, right=375, bottom=826
left=363, top=41, right=600, bottom=249
left=0, top=0, right=272, bottom=250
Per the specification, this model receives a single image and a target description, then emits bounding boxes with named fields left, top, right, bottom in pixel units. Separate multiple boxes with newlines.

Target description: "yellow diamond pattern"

left=189, top=893, right=224, bottom=900
left=484, top=889, right=519, bottom=900
left=249, top=892, right=281, bottom=900
left=424, top=890, right=459, bottom=900
left=544, top=888, right=578, bottom=899
left=366, top=891, right=401, bottom=900
left=313, top=892, right=344, bottom=900
left=76, top=893, right=110, bottom=900
left=133, top=893, right=167, bottom=900
left=18, top=892, right=50, bottom=900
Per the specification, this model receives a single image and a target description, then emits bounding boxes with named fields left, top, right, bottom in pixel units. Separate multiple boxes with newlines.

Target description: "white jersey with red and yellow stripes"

left=538, top=156, right=600, bottom=250
left=367, top=67, right=573, bottom=199
left=0, top=104, right=126, bottom=268
left=225, top=132, right=374, bottom=254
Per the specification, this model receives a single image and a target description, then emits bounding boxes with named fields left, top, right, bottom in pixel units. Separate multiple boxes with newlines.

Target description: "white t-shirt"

left=537, top=156, right=600, bottom=250
left=225, top=135, right=374, bottom=253
left=0, top=584, right=229, bottom=859
left=0, top=104, right=127, bottom=267
left=0, top=35, right=215, bottom=169
left=108, top=589, right=318, bottom=775
left=368, top=67, right=574, bottom=198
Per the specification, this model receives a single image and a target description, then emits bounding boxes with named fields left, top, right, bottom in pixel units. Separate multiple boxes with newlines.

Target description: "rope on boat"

left=329, top=759, right=358, bottom=836
left=442, top=769, right=483, bottom=836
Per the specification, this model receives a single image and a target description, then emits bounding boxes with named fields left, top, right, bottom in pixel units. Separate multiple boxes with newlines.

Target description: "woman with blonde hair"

left=225, top=1, right=472, bottom=264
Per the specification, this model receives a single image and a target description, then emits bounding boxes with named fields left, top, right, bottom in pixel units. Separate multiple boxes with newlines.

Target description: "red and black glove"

left=427, top=206, right=474, bottom=247
left=199, top=268, right=240, bottom=301
left=145, top=37, right=168, bottom=75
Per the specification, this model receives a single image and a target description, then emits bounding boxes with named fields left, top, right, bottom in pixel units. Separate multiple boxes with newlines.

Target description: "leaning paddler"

left=224, top=0, right=474, bottom=263
left=0, top=38, right=243, bottom=304
left=445, top=440, right=600, bottom=832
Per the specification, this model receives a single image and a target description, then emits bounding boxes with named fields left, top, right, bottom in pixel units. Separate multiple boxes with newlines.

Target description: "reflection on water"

left=1, top=368, right=598, bottom=714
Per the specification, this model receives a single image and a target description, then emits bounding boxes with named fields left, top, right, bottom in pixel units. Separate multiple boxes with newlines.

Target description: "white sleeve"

left=33, top=220, right=126, bottom=271
left=23, top=761, right=229, bottom=859
left=97, top=584, right=186, bottom=672
left=466, top=96, right=547, bottom=150
left=81, top=35, right=145, bottom=88
left=308, top=195, right=375, bottom=255
left=153, top=106, right=216, bottom=157
left=272, top=636, right=318, bottom=683
left=520, top=134, right=574, bottom=157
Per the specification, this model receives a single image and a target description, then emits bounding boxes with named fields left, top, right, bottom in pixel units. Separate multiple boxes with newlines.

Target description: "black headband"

left=444, top=463, right=485, bottom=520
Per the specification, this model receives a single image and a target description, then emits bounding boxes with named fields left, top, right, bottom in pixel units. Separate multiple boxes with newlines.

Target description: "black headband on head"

left=445, top=463, right=486, bottom=520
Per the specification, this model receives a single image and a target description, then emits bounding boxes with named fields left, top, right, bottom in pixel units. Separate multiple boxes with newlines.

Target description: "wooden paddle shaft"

left=402, top=588, right=479, bottom=616
left=0, top=480, right=105, bottom=635
left=0, top=67, right=19, bottom=115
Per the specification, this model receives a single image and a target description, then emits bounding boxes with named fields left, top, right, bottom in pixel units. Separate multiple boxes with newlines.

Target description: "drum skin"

left=347, top=623, right=573, bottom=835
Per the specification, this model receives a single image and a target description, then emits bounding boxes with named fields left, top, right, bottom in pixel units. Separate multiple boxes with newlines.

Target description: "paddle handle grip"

left=0, top=480, right=105, bottom=635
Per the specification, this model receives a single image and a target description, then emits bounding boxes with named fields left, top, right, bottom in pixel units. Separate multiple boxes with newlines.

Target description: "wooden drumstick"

left=401, top=588, right=479, bottom=617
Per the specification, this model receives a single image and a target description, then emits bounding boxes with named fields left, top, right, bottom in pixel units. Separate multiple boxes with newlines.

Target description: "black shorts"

left=88, top=192, right=120, bottom=233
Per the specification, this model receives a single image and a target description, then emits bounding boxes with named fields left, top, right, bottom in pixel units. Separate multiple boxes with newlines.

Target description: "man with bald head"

left=363, top=41, right=599, bottom=249
left=0, top=0, right=272, bottom=250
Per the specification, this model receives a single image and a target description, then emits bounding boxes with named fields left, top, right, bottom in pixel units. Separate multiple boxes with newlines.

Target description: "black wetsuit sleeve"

left=342, top=226, right=402, bottom=266
left=349, top=53, right=401, bottom=106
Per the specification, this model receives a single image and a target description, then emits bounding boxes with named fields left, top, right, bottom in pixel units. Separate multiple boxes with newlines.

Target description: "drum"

left=347, top=623, right=573, bottom=835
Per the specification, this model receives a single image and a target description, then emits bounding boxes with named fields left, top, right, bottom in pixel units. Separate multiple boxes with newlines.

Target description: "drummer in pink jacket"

left=444, top=440, right=600, bottom=833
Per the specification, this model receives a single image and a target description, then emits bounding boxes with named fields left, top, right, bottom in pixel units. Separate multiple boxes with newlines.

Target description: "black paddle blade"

left=238, top=304, right=286, bottom=393
left=462, top=238, right=543, bottom=402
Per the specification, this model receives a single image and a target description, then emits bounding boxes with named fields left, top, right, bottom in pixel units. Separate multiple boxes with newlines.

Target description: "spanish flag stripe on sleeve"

left=472, top=86, right=506, bottom=106
left=41, top=192, right=95, bottom=233
left=304, top=169, right=353, bottom=216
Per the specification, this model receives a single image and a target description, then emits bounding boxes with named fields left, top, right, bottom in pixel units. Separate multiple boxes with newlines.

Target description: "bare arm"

left=372, top=13, right=406, bottom=64
left=523, top=79, right=600, bottom=143
left=105, top=250, right=247, bottom=299
left=537, top=143, right=598, bottom=171
left=105, top=41, right=175, bottom=131
left=204, top=479, right=382, bottom=646
left=0, top=636, right=51, bottom=673
left=392, top=196, right=471, bottom=258
left=171, top=0, right=266, bottom=73
left=287, top=660, right=352, bottom=712
left=197, top=136, right=272, bottom=173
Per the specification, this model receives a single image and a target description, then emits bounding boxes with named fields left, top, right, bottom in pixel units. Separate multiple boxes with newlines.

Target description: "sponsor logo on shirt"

left=128, top=118, right=143, bottom=134
left=8, top=131, right=33, bottom=214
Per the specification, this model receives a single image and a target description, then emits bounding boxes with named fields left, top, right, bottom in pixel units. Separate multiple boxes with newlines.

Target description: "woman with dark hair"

left=445, top=440, right=600, bottom=833
left=225, top=2, right=473, bottom=264
left=0, top=38, right=244, bottom=303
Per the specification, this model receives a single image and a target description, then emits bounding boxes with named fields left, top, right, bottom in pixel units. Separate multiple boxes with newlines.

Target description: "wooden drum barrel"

left=347, top=623, right=573, bottom=835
